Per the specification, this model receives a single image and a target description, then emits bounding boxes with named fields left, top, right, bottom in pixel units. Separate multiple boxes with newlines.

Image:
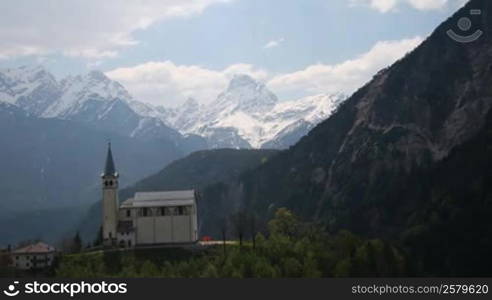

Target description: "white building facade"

left=117, top=191, right=198, bottom=247
left=11, top=242, right=56, bottom=270
left=101, top=144, right=199, bottom=248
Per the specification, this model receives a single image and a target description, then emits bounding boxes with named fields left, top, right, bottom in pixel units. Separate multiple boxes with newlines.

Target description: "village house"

left=10, top=242, right=56, bottom=270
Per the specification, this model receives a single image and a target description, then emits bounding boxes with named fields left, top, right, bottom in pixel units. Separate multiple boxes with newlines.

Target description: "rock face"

left=197, top=0, right=492, bottom=275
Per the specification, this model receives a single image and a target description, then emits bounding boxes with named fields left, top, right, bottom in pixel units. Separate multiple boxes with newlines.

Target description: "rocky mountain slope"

left=97, top=0, right=492, bottom=275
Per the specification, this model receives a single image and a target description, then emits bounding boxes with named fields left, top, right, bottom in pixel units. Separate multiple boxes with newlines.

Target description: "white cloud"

left=106, top=61, right=267, bottom=106
left=350, top=0, right=464, bottom=13
left=365, top=0, right=398, bottom=13
left=407, top=0, right=448, bottom=11
left=107, top=37, right=422, bottom=107
left=264, top=38, right=285, bottom=49
left=267, top=37, right=423, bottom=98
left=0, top=0, right=231, bottom=60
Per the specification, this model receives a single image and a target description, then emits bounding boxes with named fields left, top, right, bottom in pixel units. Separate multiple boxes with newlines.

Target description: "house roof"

left=121, top=190, right=196, bottom=208
left=12, top=242, right=55, bottom=254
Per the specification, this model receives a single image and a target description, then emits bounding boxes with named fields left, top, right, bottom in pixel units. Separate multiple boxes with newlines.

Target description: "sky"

left=0, top=0, right=469, bottom=107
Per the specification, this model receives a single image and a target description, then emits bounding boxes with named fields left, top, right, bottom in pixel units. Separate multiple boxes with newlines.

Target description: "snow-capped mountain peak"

left=42, top=70, right=133, bottom=118
left=227, top=74, right=259, bottom=90
left=0, top=65, right=61, bottom=115
left=168, top=74, right=347, bottom=149
left=214, top=74, right=277, bottom=116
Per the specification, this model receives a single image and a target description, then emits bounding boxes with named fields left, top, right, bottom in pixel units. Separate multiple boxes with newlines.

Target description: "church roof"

left=121, top=190, right=196, bottom=208
left=121, top=198, right=134, bottom=208
left=103, top=143, right=117, bottom=177
left=135, top=190, right=195, bottom=202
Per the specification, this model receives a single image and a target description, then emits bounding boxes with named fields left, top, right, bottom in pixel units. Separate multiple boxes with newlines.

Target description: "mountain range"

left=159, top=75, right=346, bottom=149
left=0, top=65, right=345, bottom=150
left=78, top=0, right=492, bottom=276
left=2, top=0, right=491, bottom=277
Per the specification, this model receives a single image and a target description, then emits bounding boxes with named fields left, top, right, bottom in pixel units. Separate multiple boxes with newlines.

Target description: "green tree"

left=268, top=208, right=301, bottom=238
left=72, top=231, right=82, bottom=253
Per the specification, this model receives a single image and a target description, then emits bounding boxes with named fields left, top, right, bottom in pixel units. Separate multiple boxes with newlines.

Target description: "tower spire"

left=103, top=142, right=117, bottom=177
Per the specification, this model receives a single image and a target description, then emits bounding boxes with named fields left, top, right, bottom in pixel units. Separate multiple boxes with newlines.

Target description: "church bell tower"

left=101, top=142, right=119, bottom=247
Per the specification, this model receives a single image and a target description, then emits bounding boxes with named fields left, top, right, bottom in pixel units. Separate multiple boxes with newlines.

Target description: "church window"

left=141, top=207, right=152, bottom=217
left=109, top=181, right=113, bottom=186
left=126, top=210, right=131, bottom=217
left=177, top=206, right=190, bottom=216
left=158, top=207, right=168, bottom=216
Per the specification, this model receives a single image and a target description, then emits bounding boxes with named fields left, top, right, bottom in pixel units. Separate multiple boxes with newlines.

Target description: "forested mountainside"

left=197, top=0, right=492, bottom=275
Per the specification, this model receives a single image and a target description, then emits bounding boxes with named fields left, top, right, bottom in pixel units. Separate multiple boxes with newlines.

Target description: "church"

left=101, top=144, right=199, bottom=248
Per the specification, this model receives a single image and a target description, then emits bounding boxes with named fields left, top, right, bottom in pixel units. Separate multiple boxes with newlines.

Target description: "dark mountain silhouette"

left=214, top=0, right=492, bottom=275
